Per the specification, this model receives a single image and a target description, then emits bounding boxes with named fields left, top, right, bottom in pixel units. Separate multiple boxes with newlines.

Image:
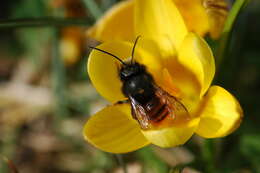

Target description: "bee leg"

left=115, top=99, right=129, bottom=104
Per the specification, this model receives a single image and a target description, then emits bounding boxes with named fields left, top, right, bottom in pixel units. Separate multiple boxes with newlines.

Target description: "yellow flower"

left=57, top=0, right=86, bottom=65
left=87, top=0, right=228, bottom=41
left=83, top=0, right=242, bottom=153
left=59, top=27, right=85, bottom=65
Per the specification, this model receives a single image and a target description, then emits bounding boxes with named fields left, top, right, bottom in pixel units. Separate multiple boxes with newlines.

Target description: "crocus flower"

left=83, top=0, right=242, bottom=153
left=87, top=0, right=228, bottom=41
left=56, top=0, right=86, bottom=65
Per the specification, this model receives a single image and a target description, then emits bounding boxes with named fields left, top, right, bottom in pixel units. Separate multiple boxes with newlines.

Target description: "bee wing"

left=155, top=87, right=190, bottom=124
left=115, top=99, right=145, bottom=122
left=166, top=92, right=188, bottom=115
left=129, top=86, right=190, bottom=130
left=129, top=97, right=151, bottom=129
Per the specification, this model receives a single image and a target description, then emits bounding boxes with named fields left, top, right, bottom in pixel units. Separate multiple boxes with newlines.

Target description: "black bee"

left=90, top=37, right=189, bottom=130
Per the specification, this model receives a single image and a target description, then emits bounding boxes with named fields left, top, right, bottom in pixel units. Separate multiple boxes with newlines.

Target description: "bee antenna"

left=89, top=46, right=127, bottom=65
left=131, top=36, right=141, bottom=64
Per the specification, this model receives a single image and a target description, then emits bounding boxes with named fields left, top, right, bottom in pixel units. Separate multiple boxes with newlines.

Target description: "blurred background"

left=0, top=0, right=259, bottom=173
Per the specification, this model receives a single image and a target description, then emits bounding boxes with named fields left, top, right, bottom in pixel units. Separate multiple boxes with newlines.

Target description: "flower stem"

left=1, top=156, right=19, bottom=173
left=51, top=29, right=69, bottom=117
left=137, top=147, right=168, bottom=173
left=115, top=154, right=128, bottom=173
left=201, top=139, right=216, bottom=173
left=216, top=0, right=250, bottom=69
left=0, top=18, right=91, bottom=28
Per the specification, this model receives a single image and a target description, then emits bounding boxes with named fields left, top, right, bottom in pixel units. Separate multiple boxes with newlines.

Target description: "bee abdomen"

left=147, top=103, right=169, bottom=123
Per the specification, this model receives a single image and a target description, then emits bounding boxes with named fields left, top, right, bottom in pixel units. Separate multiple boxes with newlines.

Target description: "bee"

left=90, top=37, right=189, bottom=130
left=203, top=0, right=229, bottom=38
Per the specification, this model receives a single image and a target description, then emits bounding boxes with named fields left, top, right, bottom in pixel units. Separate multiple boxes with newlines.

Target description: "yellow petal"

left=135, top=0, right=187, bottom=50
left=195, top=86, right=243, bottom=138
left=173, top=0, right=210, bottom=36
left=87, top=0, right=135, bottom=42
left=83, top=103, right=149, bottom=153
left=88, top=41, right=131, bottom=103
left=178, top=33, right=215, bottom=97
left=161, top=60, right=201, bottom=114
left=142, top=118, right=200, bottom=147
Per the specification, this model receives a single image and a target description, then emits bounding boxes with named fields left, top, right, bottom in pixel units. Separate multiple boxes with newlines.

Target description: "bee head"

left=119, top=63, right=145, bottom=81
left=89, top=36, right=142, bottom=82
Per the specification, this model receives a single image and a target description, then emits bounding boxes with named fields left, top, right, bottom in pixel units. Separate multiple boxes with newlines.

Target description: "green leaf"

left=0, top=18, right=90, bottom=28
left=216, top=0, right=250, bottom=69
